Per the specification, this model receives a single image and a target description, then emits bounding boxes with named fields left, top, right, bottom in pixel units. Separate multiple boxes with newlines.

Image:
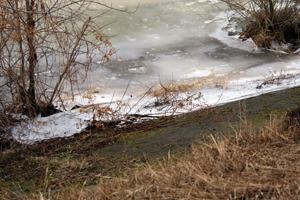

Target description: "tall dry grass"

left=4, top=108, right=300, bottom=199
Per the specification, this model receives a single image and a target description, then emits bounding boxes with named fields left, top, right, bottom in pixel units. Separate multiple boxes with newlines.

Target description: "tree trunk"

left=26, top=0, right=37, bottom=116
left=269, top=0, right=274, bottom=22
left=15, top=0, right=28, bottom=108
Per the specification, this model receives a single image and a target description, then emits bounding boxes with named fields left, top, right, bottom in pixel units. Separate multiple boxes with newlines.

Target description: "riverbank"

left=1, top=85, right=300, bottom=196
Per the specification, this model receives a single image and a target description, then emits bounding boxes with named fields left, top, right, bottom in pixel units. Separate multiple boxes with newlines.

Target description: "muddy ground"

left=1, top=86, right=300, bottom=194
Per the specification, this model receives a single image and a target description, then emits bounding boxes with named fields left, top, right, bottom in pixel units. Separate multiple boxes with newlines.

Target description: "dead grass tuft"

left=141, top=69, right=229, bottom=111
left=4, top=107, right=300, bottom=199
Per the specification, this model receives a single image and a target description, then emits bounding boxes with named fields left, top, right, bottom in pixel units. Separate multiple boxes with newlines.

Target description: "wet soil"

left=1, top=86, right=300, bottom=193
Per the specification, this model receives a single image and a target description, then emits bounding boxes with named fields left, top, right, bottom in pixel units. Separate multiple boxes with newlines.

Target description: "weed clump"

left=223, top=0, right=300, bottom=50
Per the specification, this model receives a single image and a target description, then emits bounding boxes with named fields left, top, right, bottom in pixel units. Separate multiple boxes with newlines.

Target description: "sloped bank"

left=97, top=86, right=300, bottom=162
left=1, top=86, right=300, bottom=195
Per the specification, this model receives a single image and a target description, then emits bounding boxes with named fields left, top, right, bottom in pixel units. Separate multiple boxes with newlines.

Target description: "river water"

left=12, top=0, right=300, bottom=143
left=77, top=0, right=300, bottom=101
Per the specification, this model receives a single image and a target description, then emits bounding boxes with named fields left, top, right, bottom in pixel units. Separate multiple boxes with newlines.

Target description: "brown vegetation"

left=0, top=0, right=137, bottom=145
left=222, top=0, right=300, bottom=49
left=5, top=107, right=300, bottom=199
left=0, top=0, right=113, bottom=117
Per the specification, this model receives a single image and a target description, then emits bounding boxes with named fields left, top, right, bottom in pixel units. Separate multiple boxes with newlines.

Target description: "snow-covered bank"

left=11, top=69, right=300, bottom=144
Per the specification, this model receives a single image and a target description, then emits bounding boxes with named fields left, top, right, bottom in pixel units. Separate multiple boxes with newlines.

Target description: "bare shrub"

left=256, top=70, right=300, bottom=89
left=0, top=0, right=136, bottom=141
left=222, top=0, right=300, bottom=49
left=0, top=0, right=132, bottom=117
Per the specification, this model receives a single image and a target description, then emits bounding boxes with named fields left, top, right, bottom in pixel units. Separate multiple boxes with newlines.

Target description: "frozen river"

left=85, top=0, right=298, bottom=93
left=12, top=0, right=300, bottom=144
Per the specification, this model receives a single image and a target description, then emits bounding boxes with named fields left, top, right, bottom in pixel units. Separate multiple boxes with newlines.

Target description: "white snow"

left=11, top=68, right=300, bottom=144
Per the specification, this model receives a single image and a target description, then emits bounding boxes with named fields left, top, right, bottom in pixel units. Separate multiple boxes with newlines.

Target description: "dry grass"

left=140, top=70, right=229, bottom=110
left=145, top=69, right=230, bottom=98
left=4, top=108, right=300, bottom=199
